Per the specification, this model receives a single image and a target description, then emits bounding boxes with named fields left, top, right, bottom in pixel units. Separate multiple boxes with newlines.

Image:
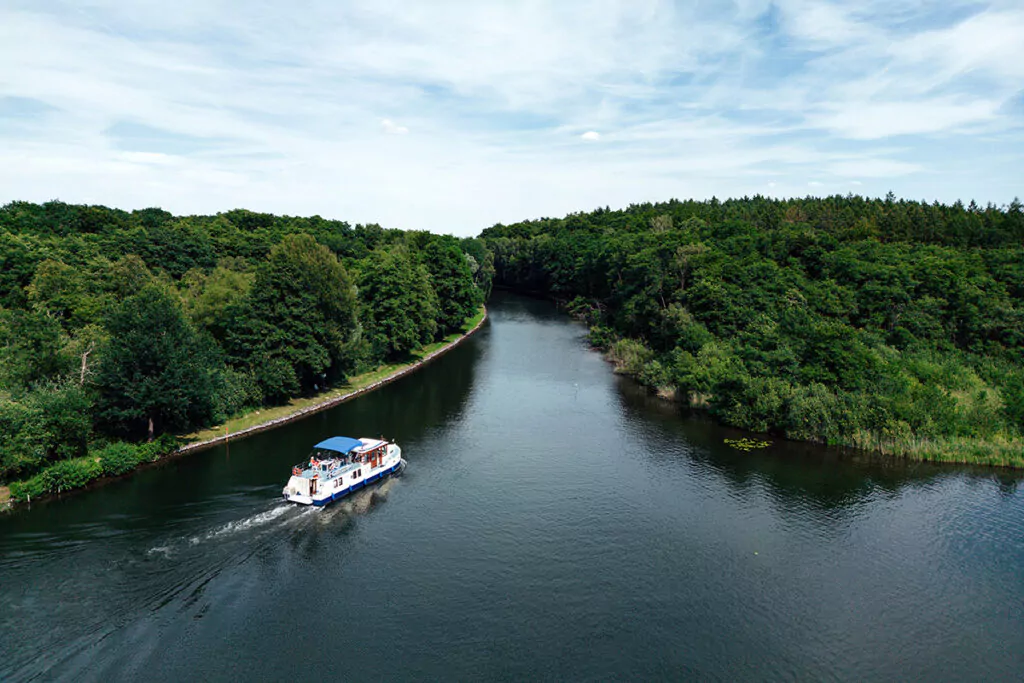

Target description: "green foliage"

left=484, top=195, right=1024, bottom=465
left=359, top=246, right=439, bottom=360
left=608, top=338, right=654, bottom=376
left=95, top=438, right=168, bottom=477
left=32, top=379, right=92, bottom=462
left=0, top=393, right=48, bottom=480
left=0, top=307, right=70, bottom=387
left=0, top=380, right=91, bottom=482
left=229, top=234, right=359, bottom=401
left=95, top=284, right=222, bottom=439
left=214, top=368, right=263, bottom=420
left=423, top=238, right=481, bottom=334
left=9, top=436, right=174, bottom=500
left=724, top=438, right=771, bottom=451
left=1003, top=371, right=1024, bottom=431
left=0, top=200, right=491, bottom=490
left=180, top=260, right=254, bottom=341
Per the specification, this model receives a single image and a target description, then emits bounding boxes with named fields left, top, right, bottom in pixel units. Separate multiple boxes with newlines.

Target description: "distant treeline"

left=0, top=201, right=494, bottom=489
left=482, top=194, right=1024, bottom=466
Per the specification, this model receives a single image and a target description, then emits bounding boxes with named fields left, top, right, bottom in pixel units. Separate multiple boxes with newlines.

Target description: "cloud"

left=0, top=1, right=1020, bottom=235
left=828, top=158, right=922, bottom=178
left=380, top=118, right=409, bottom=135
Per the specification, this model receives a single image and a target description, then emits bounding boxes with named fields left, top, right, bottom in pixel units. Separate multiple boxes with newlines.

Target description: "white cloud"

left=828, top=158, right=922, bottom=178
left=119, top=151, right=176, bottom=165
left=812, top=99, right=1001, bottom=140
left=0, top=1, right=1020, bottom=234
left=380, top=119, right=409, bottom=135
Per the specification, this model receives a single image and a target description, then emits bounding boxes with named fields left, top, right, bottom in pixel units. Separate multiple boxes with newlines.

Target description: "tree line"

left=0, top=202, right=493, bottom=492
left=481, top=194, right=1024, bottom=466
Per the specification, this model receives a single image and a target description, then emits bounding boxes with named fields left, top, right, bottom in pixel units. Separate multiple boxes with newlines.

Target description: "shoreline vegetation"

left=600, top=341, right=1024, bottom=469
left=179, top=306, right=487, bottom=451
left=0, top=307, right=486, bottom=508
left=484, top=195, right=1024, bottom=470
left=4, top=194, right=1024, bottom=515
left=1, top=202, right=494, bottom=508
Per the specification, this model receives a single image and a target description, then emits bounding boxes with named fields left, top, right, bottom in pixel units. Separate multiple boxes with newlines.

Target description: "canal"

left=2, top=292, right=1023, bottom=681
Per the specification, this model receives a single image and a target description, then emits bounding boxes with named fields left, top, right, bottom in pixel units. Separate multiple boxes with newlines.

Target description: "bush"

left=712, top=375, right=793, bottom=433
left=0, top=395, right=47, bottom=481
left=215, top=368, right=262, bottom=420
left=9, top=435, right=177, bottom=501
left=96, top=442, right=144, bottom=476
left=785, top=383, right=851, bottom=444
left=587, top=325, right=615, bottom=349
left=607, top=338, right=653, bottom=376
left=638, top=359, right=672, bottom=389
left=1003, top=371, right=1024, bottom=432
left=39, top=457, right=102, bottom=493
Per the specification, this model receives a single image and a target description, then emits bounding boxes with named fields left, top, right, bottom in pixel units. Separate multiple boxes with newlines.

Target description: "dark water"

left=2, top=293, right=1024, bottom=682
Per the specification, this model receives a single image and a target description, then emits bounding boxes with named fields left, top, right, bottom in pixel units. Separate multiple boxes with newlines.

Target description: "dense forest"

left=0, top=201, right=493, bottom=498
left=482, top=194, right=1024, bottom=466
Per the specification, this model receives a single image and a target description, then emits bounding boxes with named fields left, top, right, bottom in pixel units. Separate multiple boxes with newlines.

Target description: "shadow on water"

left=3, top=291, right=1023, bottom=683
left=613, top=351, right=1024, bottom=510
left=0, top=331, right=481, bottom=681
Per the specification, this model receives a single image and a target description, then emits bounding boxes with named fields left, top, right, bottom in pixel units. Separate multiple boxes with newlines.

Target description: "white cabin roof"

left=353, top=438, right=386, bottom=453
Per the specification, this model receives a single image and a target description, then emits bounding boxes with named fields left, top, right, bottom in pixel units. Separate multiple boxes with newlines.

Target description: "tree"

left=230, top=234, right=359, bottom=401
left=180, top=259, right=254, bottom=342
left=95, top=284, right=221, bottom=440
left=359, top=246, right=439, bottom=360
left=26, top=259, right=85, bottom=327
left=0, top=307, right=69, bottom=389
left=423, top=238, right=480, bottom=334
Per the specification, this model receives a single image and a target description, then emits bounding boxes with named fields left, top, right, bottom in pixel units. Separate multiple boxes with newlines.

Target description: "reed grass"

left=850, top=430, right=1024, bottom=468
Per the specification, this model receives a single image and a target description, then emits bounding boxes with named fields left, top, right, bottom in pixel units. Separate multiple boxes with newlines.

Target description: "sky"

left=1, top=1, right=1022, bottom=236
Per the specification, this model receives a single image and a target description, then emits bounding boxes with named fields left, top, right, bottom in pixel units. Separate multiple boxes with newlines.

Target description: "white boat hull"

left=283, top=443, right=403, bottom=507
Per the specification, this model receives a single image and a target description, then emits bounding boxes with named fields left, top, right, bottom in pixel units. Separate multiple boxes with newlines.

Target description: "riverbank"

left=602, top=348, right=1024, bottom=470
left=179, top=305, right=487, bottom=452
left=1, top=307, right=487, bottom=508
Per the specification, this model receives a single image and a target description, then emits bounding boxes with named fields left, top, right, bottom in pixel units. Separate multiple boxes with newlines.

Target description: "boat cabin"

left=290, top=436, right=390, bottom=490
left=283, top=434, right=403, bottom=506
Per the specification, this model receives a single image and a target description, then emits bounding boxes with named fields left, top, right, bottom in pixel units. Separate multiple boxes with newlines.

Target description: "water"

left=2, top=292, right=1023, bottom=681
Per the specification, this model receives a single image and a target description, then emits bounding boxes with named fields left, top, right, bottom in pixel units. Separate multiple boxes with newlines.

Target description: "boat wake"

left=145, top=475, right=400, bottom=558
left=188, top=504, right=295, bottom=545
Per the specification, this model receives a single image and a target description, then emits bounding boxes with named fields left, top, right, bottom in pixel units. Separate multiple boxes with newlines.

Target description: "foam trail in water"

left=191, top=504, right=292, bottom=543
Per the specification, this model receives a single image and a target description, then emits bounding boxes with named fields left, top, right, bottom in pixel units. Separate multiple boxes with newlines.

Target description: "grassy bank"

left=2, top=306, right=486, bottom=507
left=180, top=305, right=487, bottom=448
left=603, top=345, right=1024, bottom=469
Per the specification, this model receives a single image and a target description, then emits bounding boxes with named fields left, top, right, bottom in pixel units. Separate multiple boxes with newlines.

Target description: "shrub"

left=39, top=457, right=102, bottom=493
left=8, top=435, right=177, bottom=501
left=638, top=359, right=671, bottom=389
left=215, top=368, right=262, bottom=420
left=1003, top=371, right=1024, bottom=432
left=712, top=375, right=793, bottom=433
left=587, top=325, right=615, bottom=349
left=607, top=338, right=653, bottom=376
left=96, top=442, right=144, bottom=476
left=785, top=383, right=851, bottom=444
left=0, top=395, right=47, bottom=481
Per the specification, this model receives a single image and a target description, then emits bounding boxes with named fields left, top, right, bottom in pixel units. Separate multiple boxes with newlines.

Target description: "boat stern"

left=283, top=475, right=314, bottom=505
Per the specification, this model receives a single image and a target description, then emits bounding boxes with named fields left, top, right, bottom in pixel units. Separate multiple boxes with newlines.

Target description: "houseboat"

left=283, top=436, right=404, bottom=506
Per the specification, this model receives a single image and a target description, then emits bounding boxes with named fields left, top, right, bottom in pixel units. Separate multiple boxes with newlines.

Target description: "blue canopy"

left=314, top=436, right=363, bottom=454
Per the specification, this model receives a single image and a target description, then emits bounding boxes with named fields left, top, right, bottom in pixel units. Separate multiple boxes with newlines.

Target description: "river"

left=2, top=292, right=1023, bottom=681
